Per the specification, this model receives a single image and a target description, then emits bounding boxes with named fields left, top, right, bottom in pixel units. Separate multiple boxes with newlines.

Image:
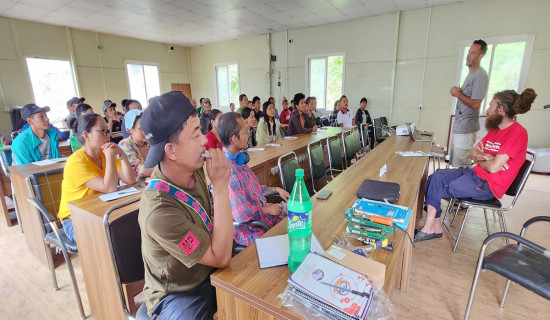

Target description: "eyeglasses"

left=93, top=128, right=111, bottom=136
left=236, top=128, right=250, bottom=137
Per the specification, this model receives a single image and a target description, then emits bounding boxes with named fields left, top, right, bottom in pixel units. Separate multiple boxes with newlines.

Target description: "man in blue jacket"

left=12, top=104, right=61, bottom=164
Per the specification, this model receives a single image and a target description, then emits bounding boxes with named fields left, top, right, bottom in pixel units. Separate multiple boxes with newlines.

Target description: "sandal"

left=414, top=231, right=439, bottom=242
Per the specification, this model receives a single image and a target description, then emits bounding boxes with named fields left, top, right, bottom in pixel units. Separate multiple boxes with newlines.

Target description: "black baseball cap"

left=141, top=91, right=196, bottom=168
left=21, top=103, right=50, bottom=120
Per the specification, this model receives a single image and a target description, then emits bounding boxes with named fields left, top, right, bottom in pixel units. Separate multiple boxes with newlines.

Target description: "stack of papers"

left=247, top=147, right=265, bottom=152
left=395, top=151, right=429, bottom=157
left=287, top=252, right=374, bottom=320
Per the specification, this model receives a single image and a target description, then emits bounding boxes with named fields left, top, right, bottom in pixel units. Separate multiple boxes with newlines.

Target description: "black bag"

left=356, top=179, right=400, bottom=203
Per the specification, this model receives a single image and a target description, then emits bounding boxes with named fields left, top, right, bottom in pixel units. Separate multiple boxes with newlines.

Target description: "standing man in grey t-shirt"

left=450, top=39, right=489, bottom=167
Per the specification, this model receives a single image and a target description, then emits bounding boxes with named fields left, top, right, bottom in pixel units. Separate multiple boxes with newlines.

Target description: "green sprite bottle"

left=287, top=169, right=312, bottom=272
left=69, top=130, right=81, bottom=153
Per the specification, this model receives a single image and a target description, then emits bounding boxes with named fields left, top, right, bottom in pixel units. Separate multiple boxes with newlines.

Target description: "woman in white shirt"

left=256, top=101, right=282, bottom=145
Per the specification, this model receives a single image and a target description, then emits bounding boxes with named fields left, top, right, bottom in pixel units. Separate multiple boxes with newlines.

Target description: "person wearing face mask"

left=118, top=109, right=152, bottom=178
left=58, top=113, right=135, bottom=243
left=256, top=101, right=282, bottom=145
left=12, top=104, right=62, bottom=164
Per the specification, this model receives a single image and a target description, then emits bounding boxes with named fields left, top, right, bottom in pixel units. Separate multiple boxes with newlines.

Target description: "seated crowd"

left=6, top=78, right=537, bottom=319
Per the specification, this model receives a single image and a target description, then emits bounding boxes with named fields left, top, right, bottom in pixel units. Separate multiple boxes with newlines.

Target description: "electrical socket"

left=4, top=106, right=9, bottom=112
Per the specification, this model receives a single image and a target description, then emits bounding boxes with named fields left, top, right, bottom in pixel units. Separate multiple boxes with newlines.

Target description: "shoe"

left=414, top=231, right=438, bottom=242
left=434, top=232, right=443, bottom=238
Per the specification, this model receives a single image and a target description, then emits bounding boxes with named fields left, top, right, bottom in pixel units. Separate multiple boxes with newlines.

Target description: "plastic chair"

left=307, top=140, right=328, bottom=193
left=327, top=134, right=344, bottom=180
left=27, top=197, right=86, bottom=319
left=278, top=152, right=299, bottom=193
left=342, top=129, right=360, bottom=168
left=442, top=151, right=536, bottom=252
left=464, top=216, right=550, bottom=319
left=103, top=196, right=152, bottom=320
left=0, top=149, right=23, bottom=231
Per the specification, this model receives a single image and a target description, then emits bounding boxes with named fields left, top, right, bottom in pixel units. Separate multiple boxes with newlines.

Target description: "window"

left=215, top=63, right=239, bottom=108
left=126, top=62, right=161, bottom=106
left=455, top=35, right=534, bottom=112
left=307, top=54, right=345, bottom=110
left=26, top=57, right=78, bottom=127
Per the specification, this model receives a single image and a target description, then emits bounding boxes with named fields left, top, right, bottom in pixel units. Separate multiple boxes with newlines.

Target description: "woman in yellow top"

left=58, top=113, right=135, bottom=243
left=256, top=100, right=282, bottom=145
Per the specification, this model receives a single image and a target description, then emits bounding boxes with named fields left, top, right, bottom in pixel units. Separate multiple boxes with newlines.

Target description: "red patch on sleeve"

left=179, top=232, right=200, bottom=256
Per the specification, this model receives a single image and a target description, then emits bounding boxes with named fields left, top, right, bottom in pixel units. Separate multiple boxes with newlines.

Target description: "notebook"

left=255, top=233, right=323, bottom=268
left=352, top=198, right=410, bottom=224
left=288, top=252, right=374, bottom=320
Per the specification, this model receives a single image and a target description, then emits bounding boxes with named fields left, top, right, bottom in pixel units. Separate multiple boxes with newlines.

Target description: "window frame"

left=453, top=34, right=535, bottom=113
left=124, top=60, right=162, bottom=105
left=214, top=62, right=240, bottom=109
left=305, top=52, right=346, bottom=110
left=25, top=55, right=79, bottom=126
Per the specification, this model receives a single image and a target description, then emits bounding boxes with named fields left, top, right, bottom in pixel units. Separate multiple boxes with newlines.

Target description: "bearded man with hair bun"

left=415, top=88, right=537, bottom=242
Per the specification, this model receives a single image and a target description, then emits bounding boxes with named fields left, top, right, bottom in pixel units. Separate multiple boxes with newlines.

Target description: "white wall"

left=0, top=16, right=190, bottom=139
left=190, top=0, right=550, bottom=148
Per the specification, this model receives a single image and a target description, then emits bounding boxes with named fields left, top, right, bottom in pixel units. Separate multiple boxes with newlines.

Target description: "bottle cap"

left=295, top=168, right=304, bottom=177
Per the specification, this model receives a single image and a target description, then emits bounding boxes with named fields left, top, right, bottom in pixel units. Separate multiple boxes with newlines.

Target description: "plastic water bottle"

left=287, top=168, right=312, bottom=272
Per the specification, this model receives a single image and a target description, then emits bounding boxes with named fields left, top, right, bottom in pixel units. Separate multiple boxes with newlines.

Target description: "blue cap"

left=124, top=109, right=142, bottom=132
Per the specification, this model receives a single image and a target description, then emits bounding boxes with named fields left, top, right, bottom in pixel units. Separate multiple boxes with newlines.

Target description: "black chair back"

left=109, top=209, right=144, bottom=284
left=505, top=151, right=535, bottom=197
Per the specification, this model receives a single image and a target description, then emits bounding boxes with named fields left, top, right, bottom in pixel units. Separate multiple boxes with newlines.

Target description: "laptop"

left=405, top=122, right=433, bottom=142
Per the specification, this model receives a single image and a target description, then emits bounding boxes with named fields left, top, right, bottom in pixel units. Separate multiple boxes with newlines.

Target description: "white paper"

left=255, top=233, right=323, bottom=268
left=396, top=151, right=430, bottom=157
left=247, top=147, right=265, bottom=152
left=99, top=187, right=141, bottom=202
left=265, top=143, right=281, bottom=147
left=282, top=136, right=298, bottom=140
left=32, top=159, right=58, bottom=166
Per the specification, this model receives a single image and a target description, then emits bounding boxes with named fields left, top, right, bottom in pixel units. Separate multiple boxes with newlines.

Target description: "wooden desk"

left=249, top=127, right=345, bottom=187
left=68, top=189, right=141, bottom=320
left=211, top=134, right=432, bottom=319
left=58, top=139, right=71, bottom=157
left=9, top=161, right=66, bottom=265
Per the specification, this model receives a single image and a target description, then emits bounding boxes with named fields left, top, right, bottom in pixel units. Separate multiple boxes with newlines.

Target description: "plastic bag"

left=279, top=279, right=395, bottom=320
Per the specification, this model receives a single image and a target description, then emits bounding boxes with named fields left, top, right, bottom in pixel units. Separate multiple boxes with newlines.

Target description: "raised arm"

left=198, top=148, right=233, bottom=268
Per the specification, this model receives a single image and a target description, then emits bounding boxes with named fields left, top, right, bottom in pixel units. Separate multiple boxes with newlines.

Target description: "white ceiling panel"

left=0, top=0, right=469, bottom=46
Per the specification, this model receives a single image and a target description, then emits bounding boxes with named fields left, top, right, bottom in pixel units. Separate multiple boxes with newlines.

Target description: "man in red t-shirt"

left=415, top=88, right=536, bottom=242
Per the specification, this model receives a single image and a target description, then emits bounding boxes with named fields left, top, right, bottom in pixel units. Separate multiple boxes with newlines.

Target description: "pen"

left=201, top=154, right=211, bottom=159
left=320, top=282, right=370, bottom=298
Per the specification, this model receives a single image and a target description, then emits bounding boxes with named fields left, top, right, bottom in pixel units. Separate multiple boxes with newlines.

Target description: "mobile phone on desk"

left=316, top=189, right=332, bottom=200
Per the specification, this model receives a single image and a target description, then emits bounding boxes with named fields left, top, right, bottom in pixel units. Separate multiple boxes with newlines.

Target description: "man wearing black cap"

left=103, top=100, right=123, bottom=133
left=139, top=91, right=232, bottom=319
left=65, top=96, right=84, bottom=126
left=12, top=104, right=61, bottom=164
